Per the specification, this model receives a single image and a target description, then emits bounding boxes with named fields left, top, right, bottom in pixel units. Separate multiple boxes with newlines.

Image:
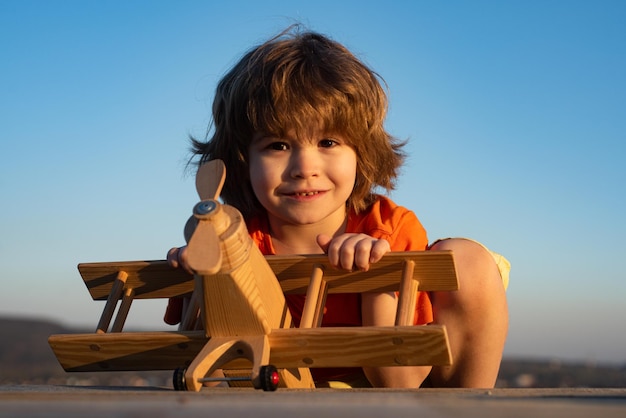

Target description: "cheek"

left=339, top=153, right=358, bottom=187
left=248, top=157, right=277, bottom=200
left=248, top=160, right=266, bottom=195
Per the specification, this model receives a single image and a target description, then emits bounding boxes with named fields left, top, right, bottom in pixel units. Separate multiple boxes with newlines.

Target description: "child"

left=165, top=26, right=509, bottom=388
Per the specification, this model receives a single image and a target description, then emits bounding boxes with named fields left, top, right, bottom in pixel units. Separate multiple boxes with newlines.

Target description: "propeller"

left=185, top=160, right=227, bottom=275
left=196, top=159, right=225, bottom=200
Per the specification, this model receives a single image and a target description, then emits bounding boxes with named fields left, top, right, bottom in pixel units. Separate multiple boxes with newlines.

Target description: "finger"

left=167, top=247, right=180, bottom=268
left=339, top=245, right=357, bottom=270
left=177, top=247, right=195, bottom=275
left=369, top=239, right=391, bottom=263
left=316, top=234, right=332, bottom=253
left=335, top=234, right=364, bottom=271
left=324, top=234, right=352, bottom=268
left=353, top=239, right=374, bottom=271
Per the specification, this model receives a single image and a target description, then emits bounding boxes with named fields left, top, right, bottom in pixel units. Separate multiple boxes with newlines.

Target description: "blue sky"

left=1, top=0, right=625, bottom=364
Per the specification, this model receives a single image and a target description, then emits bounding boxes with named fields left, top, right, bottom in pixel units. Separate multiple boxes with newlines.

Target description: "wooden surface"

left=48, top=325, right=451, bottom=372
left=78, top=250, right=458, bottom=301
left=2, top=387, right=625, bottom=418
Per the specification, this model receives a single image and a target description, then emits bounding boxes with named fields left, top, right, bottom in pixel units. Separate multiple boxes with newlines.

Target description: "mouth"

left=292, top=191, right=320, bottom=197
left=282, top=190, right=325, bottom=199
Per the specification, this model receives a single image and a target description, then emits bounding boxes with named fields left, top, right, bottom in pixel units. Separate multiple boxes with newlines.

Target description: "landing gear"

left=259, top=365, right=280, bottom=392
left=172, top=365, right=280, bottom=391
left=173, top=367, right=187, bottom=391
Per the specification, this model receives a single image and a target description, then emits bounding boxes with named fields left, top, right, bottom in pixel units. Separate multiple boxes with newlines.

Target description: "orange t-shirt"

left=248, top=195, right=432, bottom=328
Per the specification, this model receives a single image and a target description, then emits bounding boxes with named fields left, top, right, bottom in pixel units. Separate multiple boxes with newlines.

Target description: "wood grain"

left=48, top=325, right=451, bottom=373
left=78, top=251, right=458, bottom=301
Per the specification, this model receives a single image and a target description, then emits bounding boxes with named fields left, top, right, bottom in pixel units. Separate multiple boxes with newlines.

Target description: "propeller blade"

left=196, top=159, right=226, bottom=200
left=183, top=215, right=198, bottom=244
left=186, top=221, right=222, bottom=275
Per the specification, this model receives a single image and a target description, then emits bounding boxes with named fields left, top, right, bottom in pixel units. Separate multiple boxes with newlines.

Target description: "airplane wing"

left=49, top=325, right=451, bottom=373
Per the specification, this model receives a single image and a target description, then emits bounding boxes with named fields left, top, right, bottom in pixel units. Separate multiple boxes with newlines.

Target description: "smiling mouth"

left=293, top=191, right=320, bottom=197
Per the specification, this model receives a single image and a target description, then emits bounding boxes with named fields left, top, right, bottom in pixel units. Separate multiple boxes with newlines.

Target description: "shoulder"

left=246, top=213, right=275, bottom=255
left=349, top=195, right=416, bottom=228
left=347, top=195, right=428, bottom=251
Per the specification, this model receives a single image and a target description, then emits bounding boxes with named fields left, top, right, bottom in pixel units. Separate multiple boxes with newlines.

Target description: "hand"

left=316, top=233, right=390, bottom=271
left=166, top=246, right=194, bottom=275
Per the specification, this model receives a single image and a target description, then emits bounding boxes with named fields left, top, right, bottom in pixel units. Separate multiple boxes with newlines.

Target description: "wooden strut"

left=300, top=264, right=328, bottom=328
left=395, top=260, right=418, bottom=326
left=111, top=287, right=135, bottom=332
left=96, top=271, right=129, bottom=334
left=179, top=292, right=201, bottom=331
left=302, top=259, right=420, bottom=328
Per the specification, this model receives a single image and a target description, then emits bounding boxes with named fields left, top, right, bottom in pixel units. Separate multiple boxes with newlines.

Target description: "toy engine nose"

left=194, top=200, right=218, bottom=216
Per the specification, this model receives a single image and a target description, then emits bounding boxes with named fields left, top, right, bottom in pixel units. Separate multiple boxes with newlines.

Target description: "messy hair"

left=191, top=26, right=406, bottom=219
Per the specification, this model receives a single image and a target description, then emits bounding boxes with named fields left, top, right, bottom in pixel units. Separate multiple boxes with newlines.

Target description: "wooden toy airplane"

left=49, top=159, right=459, bottom=391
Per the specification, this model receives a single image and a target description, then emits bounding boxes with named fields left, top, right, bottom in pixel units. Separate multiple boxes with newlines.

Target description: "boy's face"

left=248, top=129, right=357, bottom=234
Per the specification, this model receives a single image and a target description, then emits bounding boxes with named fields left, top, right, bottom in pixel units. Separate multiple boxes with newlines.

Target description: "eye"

left=319, top=138, right=338, bottom=148
left=267, top=141, right=289, bottom=151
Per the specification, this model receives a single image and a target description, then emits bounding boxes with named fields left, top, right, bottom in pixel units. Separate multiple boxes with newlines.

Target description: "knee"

left=429, top=238, right=504, bottom=297
left=429, top=238, right=509, bottom=337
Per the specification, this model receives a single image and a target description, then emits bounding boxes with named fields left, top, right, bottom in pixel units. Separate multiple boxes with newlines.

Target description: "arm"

left=317, top=232, right=431, bottom=388
left=319, top=200, right=432, bottom=387
left=163, top=246, right=192, bottom=325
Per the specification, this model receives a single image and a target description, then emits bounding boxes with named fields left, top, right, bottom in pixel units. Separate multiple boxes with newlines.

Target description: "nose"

left=289, top=147, right=319, bottom=179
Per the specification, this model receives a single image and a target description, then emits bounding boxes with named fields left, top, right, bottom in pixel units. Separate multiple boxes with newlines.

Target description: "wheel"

left=259, top=365, right=280, bottom=391
left=173, top=367, right=187, bottom=391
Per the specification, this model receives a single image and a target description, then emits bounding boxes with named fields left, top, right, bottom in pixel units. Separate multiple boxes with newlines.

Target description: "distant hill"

left=0, top=316, right=74, bottom=383
left=1, top=316, right=625, bottom=388
left=498, top=358, right=626, bottom=388
left=0, top=316, right=171, bottom=386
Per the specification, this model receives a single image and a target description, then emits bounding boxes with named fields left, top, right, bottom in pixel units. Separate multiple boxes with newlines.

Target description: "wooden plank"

left=79, top=260, right=194, bottom=300
left=270, top=251, right=457, bottom=294
left=269, top=326, right=452, bottom=368
left=48, top=331, right=206, bottom=372
left=79, top=251, right=458, bottom=301
left=48, top=325, right=451, bottom=373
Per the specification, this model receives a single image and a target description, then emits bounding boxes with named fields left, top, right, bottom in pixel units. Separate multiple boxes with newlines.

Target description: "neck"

left=268, top=216, right=348, bottom=255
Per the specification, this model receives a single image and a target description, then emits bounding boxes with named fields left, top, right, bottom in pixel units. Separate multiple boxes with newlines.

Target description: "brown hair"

left=191, top=26, right=405, bottom=219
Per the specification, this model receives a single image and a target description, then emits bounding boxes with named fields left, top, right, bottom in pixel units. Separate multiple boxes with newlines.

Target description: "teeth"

left=295, top=191, right=318, bottom=196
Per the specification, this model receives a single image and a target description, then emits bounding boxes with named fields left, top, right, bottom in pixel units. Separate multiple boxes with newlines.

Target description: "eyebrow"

left=250, top=133, right=271, bottom=143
